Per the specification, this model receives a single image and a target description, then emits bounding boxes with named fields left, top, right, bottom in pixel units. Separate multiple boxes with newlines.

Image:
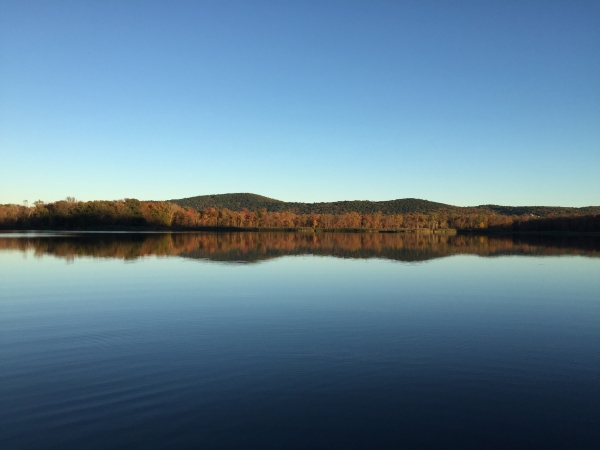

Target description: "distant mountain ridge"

left=169, top=193, right=600, bottom=216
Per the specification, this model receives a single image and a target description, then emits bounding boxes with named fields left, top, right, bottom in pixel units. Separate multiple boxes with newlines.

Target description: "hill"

left=169, top=193, right=456, bottom=215
left=169, top=193, right=600, bottom=216
left=171, top=193, right=284, bottom=212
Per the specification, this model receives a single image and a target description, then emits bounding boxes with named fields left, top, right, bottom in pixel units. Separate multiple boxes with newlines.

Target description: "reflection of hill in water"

left=1, top=232, right=600, bottom=263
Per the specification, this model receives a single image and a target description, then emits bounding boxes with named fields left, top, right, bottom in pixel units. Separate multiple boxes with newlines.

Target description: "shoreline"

left=0, top=226, right=456, bottom=234
left=1, top=227, right=600, bottom=236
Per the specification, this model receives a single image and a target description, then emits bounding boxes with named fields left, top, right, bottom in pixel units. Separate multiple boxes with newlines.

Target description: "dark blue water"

left=1, top=232, right=599, bottom=449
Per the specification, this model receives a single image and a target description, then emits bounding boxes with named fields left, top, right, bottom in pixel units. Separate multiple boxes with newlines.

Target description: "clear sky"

left=1, top=0, right=598, bottom=206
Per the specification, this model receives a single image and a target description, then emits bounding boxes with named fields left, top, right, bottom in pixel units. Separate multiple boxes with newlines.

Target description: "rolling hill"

left=169, top=193, right=455, bottom=215
left=169, top=193, right=600, bottom=216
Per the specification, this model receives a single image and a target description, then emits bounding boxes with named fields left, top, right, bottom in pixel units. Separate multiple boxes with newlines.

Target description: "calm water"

left=1, top=232, right=599, bottom=449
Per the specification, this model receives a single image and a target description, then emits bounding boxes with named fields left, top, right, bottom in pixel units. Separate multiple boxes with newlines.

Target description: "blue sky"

left=1, top=0, right=598, bottom=206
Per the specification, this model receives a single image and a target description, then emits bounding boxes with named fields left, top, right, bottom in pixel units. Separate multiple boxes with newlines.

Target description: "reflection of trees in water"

left=1, top=232, right=599, bottom=263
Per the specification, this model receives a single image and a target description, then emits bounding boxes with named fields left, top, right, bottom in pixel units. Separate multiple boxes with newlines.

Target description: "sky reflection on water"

left=1, top=233, right=599, bottom=449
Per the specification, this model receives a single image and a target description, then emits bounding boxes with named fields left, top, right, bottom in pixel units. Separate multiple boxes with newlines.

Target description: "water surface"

left=1, top=232, right=599, bottom=449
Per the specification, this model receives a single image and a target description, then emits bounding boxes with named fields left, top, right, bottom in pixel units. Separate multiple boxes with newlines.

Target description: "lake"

left=1, top=232, right=599, bottom=449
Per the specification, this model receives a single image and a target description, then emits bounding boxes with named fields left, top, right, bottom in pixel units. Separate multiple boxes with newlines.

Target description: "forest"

left=1, top=198, right=599, bottom=233
left=169, top=193, right=454, bottom=215
left=170, top=193, right=600, bottom=216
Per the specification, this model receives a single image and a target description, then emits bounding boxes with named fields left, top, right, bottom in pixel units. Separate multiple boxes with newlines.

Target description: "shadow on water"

left=1, top=231, right=599, bottom=263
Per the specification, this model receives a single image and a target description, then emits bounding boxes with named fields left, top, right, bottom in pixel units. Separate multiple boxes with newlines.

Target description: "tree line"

left=1, top=198, right=599, bottom=232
